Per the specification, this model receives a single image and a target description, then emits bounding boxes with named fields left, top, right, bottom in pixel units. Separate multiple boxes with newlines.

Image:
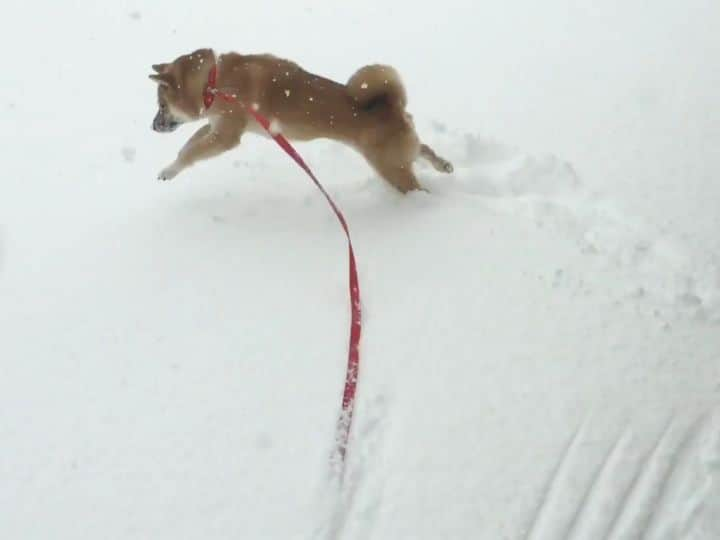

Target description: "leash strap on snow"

left=205, top=65, right=362, bottom=468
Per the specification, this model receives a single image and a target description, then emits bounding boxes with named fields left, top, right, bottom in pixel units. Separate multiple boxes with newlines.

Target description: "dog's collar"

left=203, top=64, right=219, bottom=110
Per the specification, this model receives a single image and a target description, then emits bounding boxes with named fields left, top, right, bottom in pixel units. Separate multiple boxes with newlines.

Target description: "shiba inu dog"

left=149, top=48, right=453, bottom=192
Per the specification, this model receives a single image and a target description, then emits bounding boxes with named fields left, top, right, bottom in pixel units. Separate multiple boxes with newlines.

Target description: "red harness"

left=204, top=62, right=362, bottom=471
left=203, top=65, right=229, bottom=109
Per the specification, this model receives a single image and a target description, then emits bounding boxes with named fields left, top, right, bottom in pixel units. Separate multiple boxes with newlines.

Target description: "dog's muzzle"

left=152, top=110, right=179, bottom=133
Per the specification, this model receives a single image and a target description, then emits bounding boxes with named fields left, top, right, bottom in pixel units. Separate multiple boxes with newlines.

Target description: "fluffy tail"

left=347, top=64, right=407, bottom=110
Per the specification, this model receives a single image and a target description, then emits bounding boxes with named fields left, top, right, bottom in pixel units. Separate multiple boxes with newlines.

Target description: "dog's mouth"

left=152, top=118, right=179, bottom=133
left=152, top=110, right=180, bottom=133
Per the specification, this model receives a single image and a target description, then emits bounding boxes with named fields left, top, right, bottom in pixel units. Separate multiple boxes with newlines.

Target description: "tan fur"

left=150, top=49, right=453, bottom=192
left=346, top=64, right=407, bottom=110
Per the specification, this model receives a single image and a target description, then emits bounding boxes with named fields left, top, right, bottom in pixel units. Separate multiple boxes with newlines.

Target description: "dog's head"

left=149, top=49, right=213, bottom=133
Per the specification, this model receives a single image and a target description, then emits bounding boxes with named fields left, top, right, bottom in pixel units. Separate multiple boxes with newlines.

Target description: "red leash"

left=205, top=66, right=362, bottom=469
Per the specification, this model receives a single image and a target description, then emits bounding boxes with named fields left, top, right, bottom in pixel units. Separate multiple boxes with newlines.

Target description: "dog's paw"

left=430, top=158, right=454, bottom=174
left=157, top=164, right=180, bottom=181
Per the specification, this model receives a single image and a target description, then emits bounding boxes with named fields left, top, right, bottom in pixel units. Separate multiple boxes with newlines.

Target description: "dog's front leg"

left=158, top=118, right=246, bottom=181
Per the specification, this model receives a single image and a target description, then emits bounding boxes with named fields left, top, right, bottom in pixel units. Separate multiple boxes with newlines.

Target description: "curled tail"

left=347, top=64, right=407, bottom=111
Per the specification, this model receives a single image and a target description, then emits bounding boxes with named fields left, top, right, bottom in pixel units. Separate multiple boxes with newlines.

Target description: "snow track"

left=524, top=413, right=720, bottom=540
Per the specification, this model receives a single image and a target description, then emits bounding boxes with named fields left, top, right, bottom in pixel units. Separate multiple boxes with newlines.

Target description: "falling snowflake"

left=269, top=119, right=282, bottom=135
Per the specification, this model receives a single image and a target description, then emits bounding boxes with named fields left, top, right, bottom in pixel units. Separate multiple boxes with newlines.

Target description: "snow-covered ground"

left=2, top=1, right=719, bottom=538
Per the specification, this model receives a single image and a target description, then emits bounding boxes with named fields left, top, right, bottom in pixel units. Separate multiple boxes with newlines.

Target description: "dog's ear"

left=152, top=63, right=169, bottom=73
left=149, top=73, right=173, bottom=87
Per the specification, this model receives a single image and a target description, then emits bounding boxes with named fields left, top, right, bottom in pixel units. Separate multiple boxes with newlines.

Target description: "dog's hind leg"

left=366, top=154, right=423, bottom=193
left=361, top=118, right=427, bottom=193
left=419, top=143, right=454, bottom=173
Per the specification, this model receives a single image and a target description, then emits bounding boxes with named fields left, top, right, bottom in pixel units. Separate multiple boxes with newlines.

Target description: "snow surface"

left=1, top=1, right=719, bottom=539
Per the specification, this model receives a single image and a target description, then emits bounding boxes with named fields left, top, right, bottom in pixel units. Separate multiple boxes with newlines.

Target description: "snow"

left=121, top=146, right=137, bottom=163
left=2, top=1, right=719, bottom=539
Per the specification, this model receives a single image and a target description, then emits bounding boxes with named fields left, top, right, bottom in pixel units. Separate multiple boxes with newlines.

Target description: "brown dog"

left=149, top=49, right=453, bottom=192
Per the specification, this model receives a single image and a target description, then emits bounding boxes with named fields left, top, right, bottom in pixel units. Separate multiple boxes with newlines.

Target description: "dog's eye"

left=159, top=103, right=167, bottom=111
